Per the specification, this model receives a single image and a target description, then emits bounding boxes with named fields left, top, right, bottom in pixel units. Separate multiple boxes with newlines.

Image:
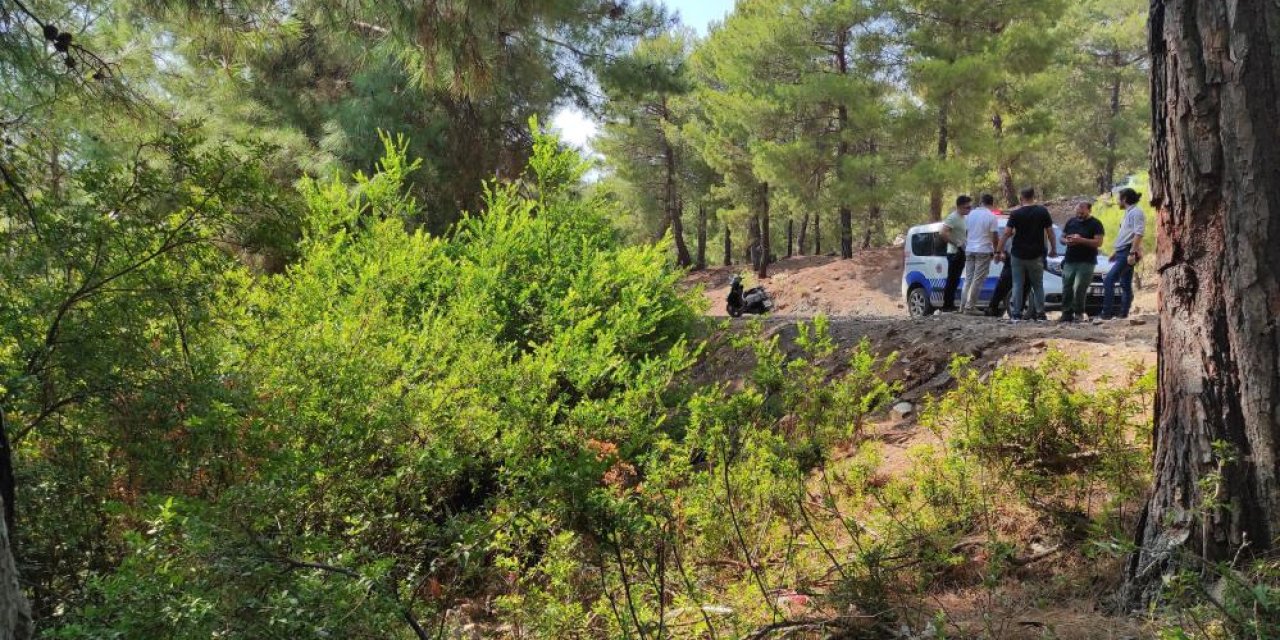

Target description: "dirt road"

left=686, top=252, right=1158, bottom=401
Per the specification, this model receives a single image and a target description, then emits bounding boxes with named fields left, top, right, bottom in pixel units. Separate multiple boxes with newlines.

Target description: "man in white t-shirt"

left=961, top=194, right=1000, bottom=314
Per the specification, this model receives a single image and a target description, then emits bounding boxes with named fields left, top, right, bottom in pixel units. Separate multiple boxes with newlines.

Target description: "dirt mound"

left=689, top=249, right=905, bottom=317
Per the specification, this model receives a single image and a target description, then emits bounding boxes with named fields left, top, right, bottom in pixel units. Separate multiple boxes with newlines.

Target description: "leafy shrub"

left=924, top=349, right=1153, bottom=521
left=1159, top=556, right=1280, bottom=639
left=50, top=123, right=705, bottom=638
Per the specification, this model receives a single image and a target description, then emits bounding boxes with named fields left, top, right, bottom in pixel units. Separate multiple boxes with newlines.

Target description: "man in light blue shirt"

left=1100, top=188, right=1146, bottom=319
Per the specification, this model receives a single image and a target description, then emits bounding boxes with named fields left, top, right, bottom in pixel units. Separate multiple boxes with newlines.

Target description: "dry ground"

left=684, top=254, right=1160, bottom=639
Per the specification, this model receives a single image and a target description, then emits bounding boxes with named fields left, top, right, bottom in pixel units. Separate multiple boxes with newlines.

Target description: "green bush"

left=924, top=349, right=1153, bottom=520
left=49, top=123, right=705, bottom=638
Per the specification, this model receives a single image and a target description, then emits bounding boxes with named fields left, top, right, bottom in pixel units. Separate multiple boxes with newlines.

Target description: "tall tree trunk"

left=746, top=215, right=759, bottom=267
left=862, top=138, right=880, bottom=250
left=993, top=112, right=1018, bottom=208
left=669, top=195, right=692, bottom=268
left=723, top=225, right=732, bottom=267
left=1124, top=0, right=1280, bottom=607
left=661, top=112, right=692, bottom=267
left=0, top=411, right=31, bottom=640
left=786, top=219, right=793, bottom=258
left=839, top=206, right=853, bottom=259
left=695, top=204, right=707, bottom=270
left=834, top=26, right=855, bottom=258
left=797, top=212, right=808, bottom=256
left=757, top=183, right=770, bottom=279
left=863, top=205, right=881, bottom=250
left=1099, top=59, right=1123, bottom=195
left=813, top=213, right=821, bottom=255
left=929, top=97, right=951, bottom=221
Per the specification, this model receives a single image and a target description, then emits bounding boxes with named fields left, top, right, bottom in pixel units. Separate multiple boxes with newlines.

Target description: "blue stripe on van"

left=907, top=270, right=1000, bottom=307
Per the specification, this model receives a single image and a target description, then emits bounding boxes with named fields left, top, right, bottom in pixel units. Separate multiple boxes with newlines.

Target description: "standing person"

left=996, top=188, right=1057, bottom=323
left=1100, top=188, right=1145, bottom=319
left=940, top=195, right=971, bottom=312
left=983, top=195, right=1028, bottom=318
left=961, top=194, right=999, bottom=315
left=986, top=261, right=1014, bottom=318
left=1058, top=201, right=1106, bottom=322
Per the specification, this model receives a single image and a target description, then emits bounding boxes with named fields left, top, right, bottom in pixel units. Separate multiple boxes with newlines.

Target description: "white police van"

left=901, top=217, right=1110, bottom=317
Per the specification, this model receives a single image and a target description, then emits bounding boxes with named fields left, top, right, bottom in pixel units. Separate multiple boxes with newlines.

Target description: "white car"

left=901, top=217, right=1111, bottom=317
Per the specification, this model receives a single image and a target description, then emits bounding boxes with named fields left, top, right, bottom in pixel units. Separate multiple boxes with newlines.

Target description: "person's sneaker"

left=1058, top=314, right=1075, bottom=323
left=985, top=308, right=1001, bottom=318
left=1006, top=316, right=1022, bottom=325
left=939, top=306, right=958, bottom=313
left=1098, top=314, right=1115, bottom=321
left=963, top=309, right=987, bottom=317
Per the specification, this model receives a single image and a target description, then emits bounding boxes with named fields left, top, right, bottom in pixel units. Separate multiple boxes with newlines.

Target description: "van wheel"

left=907, top=286, right=932, bottom=317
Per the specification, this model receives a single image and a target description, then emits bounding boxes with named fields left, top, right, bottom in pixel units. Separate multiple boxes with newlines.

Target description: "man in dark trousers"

left=996, top=188, right=1056, bottom=323
left=984, top=194, right=1029, bottom=318
left=1059, top=201, right=1105, bottom=322
left=939, top=195, right=971, bottom=311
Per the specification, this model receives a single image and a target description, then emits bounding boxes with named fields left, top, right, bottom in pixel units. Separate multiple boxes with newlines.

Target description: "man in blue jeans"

left=1101, top=188, right=1145, bottom=320
left=996, top=188, right=1057, bottom=323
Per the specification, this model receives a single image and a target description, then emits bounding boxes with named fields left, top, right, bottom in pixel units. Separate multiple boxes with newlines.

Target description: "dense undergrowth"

left=7, top=125, right=1259, bottom=638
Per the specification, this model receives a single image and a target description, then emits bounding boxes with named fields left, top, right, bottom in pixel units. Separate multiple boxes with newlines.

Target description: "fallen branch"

left=743, top=619, right=828, bottom=640
left=1010, top=544, right=1064, bottom=566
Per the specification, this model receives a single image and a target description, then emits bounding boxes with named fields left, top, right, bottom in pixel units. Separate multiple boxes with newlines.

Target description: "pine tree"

left=598, top=30, right=696, bottom=266
left=1057, top=0, right=1149, bottom=194
left=896, top=0, right=1065, bottom=217
left=688, top=0, right=791, bottom=278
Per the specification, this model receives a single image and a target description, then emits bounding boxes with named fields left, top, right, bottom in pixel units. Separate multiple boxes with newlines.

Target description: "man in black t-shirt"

left=995, top=187, right=1057, bottom=322
left=1058, top=201, right=1105, bottom=322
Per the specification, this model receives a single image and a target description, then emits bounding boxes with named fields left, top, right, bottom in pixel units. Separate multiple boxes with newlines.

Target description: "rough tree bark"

left=723, top=226, right=732, bottom=267
left=1124, top=0, right=1280, bottom=607
left=0, top=412, right=31, bottom=640
left=786, top=219, right=793, bottom=258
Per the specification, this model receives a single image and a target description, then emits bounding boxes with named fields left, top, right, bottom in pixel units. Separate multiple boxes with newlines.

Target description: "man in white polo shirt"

left=961, top=194, right=1000, bottom=315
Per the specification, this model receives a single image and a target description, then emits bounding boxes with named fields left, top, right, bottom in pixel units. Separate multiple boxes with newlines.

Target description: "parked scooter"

left=726, top=275, right=774, bottom=317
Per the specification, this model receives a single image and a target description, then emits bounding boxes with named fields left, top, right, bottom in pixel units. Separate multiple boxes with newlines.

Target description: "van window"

left=911, top=231, right=947, bottom=257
